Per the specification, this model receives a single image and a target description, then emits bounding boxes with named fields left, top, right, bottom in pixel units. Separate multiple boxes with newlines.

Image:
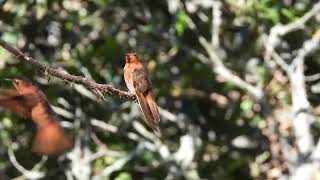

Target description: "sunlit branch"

left=8, top=147, right=46, bottom=179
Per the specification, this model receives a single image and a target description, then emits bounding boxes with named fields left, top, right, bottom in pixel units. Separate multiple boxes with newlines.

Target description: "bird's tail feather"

left=146, top=93, right=160, bottom=126
left=136, top=92, right=160, bottom=131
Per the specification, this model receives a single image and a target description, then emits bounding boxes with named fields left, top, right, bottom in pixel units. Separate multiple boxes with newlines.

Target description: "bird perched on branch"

left=0, top=78, right=73, bottom=155
left=124, top=52, right=160, bottom=131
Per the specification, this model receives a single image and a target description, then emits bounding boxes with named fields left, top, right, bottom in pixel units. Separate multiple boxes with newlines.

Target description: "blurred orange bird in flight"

left=123, top=52, right=160, bottom=131
left=0, top=78, right=73, bottom=155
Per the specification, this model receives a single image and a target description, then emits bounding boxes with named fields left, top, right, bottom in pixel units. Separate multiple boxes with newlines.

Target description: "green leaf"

left=16, top=4, right=27, bottom=17
left=175, top=11, right=188, bottom=36
left=65, top=21, right=74, bottom=30
left=3, top=118, right=13, bottom=128
left=225, top=81, right=235, bottom=90
left=143, top=151, right=155, bottom=165
left=252, top=115, right=262, bottom=125
left=240, top=99, right=253, bottom=112
left=259, top=8, right=279, bottom=23
left=2, top=32, right=17, bottom=44
left=115, top=172, right=132, bottom=180
left=0, top=48, right=11, bottom=60
left=281, top=9, right=297, bottom=21
left=257, top=66, right=266, bottom=85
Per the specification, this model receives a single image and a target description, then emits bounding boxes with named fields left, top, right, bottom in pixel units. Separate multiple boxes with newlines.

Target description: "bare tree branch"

left=289, top=35, right=320, bottom=154
left=199, top=37, right=264, bottom=99
left=182, top=3, right=264, bottom=100
left=90, top=118, right=118, bottom=133
left=269, top=50, right=290, bottom=73
left=8, top=146, right=46, bottom=180
left=305, top=73, right=320, bottom=82
left=265, top=1, right=320, bottom=64
left=211, top=1, right=222, bottom=48
left=264, top=3, right=320, bottom=178
left=0, top=38, right=136, bottom=101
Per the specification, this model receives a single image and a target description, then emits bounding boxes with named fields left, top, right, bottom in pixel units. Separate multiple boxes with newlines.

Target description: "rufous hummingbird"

left=0, top=78, right=73, bottom=155
left=123, top=52, right=160, bottom=131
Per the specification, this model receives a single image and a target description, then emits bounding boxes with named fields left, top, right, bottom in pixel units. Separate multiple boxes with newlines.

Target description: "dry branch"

left=0, top=38, right=136, bottom=101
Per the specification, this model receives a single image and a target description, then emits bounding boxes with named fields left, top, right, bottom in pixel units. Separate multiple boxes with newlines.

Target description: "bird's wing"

left=133, top=68, right=160, bottom=131
left=132, top=68, right=151, bottom=94
left=0, top=91, right=31, bottom=118
left=0, top=89, right=21, bottom=97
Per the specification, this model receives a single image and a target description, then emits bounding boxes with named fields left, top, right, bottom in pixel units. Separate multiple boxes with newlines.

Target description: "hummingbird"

left=0, top=78, right=73, bottom=155
left=123, top=52, right=160, bottom=131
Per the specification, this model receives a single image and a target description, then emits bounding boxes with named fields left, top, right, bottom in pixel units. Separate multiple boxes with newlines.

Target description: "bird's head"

left=11, top=78, right=37, bottom=94
left=125, top=52, right=140, bottom=64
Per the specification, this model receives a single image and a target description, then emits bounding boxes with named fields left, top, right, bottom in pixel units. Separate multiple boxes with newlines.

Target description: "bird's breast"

left=124, top=65, right=135, bottom=93
left=31, top=103, right=53, bottom=127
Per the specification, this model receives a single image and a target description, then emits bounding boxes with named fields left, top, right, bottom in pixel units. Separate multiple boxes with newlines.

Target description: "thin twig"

left=90, top=118, right=118, bottom=133
left=290, top=35, right=320, bottom=71
left=305, top=73, right=320, bottom=82
left=92, top=143, right=144, bottom=179
left=266, top=1, right=320, bottom=62
left=279, top=2, right=320, bottom=35
left=211, top=1, right=222, bottom=48
left=88, top=148, right=124, bottom=162
left=269, top=50, right=290, bottom=73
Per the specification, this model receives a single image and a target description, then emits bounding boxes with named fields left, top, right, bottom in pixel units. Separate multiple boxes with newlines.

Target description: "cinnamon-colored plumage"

left=0, top=78, right=73, bottom=155
left=124, top=52, right=160, bottom=131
